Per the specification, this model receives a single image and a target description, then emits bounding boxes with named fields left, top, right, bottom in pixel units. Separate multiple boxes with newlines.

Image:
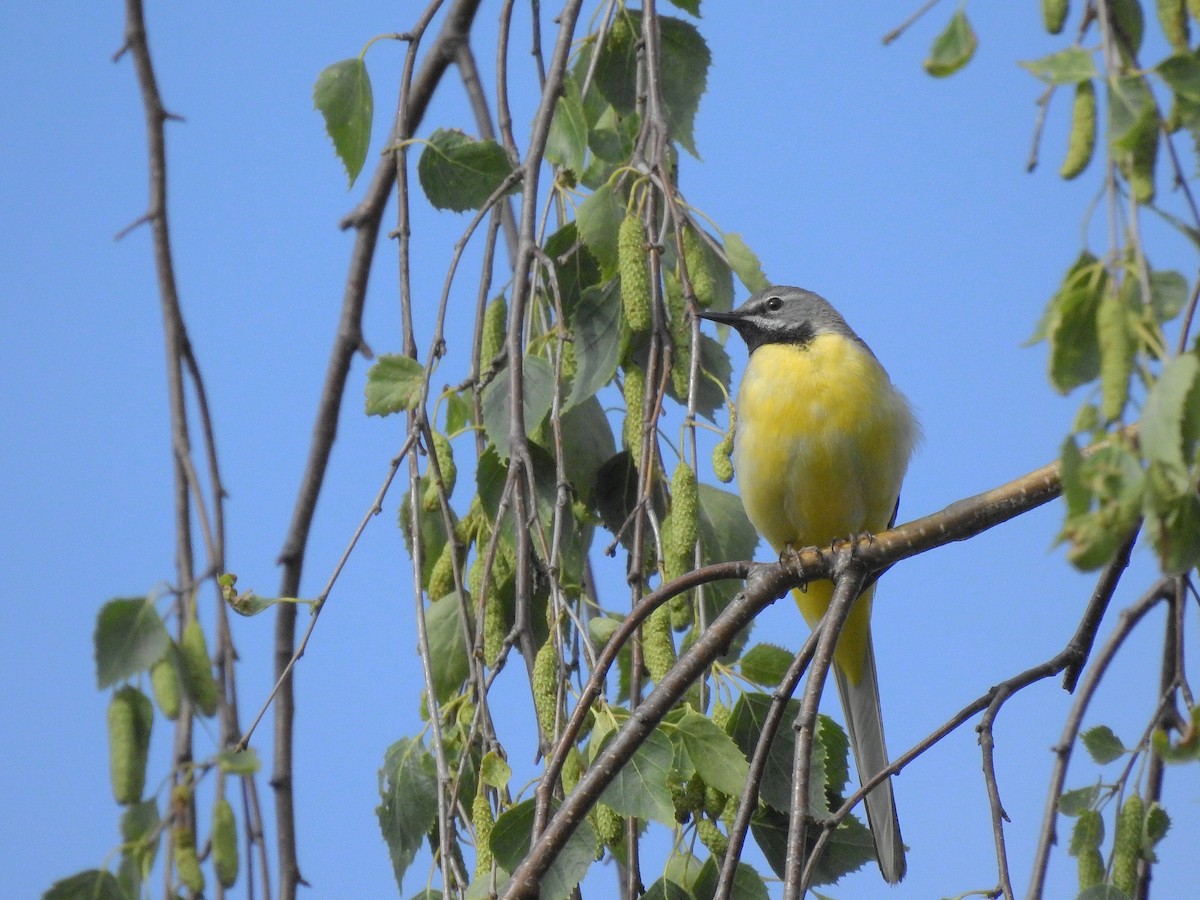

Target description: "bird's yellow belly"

left=733, top=336, right=913, bottom=681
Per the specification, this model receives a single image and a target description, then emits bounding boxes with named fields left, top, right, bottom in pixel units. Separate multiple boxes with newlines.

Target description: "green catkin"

left=532, top=638, right=559, bottom=739
left=1097, top=288, right=1132, bottom=422
left=668, top=590, right=694, bottom=631
left=173, top=827, right=205, bottom=893
left=472, top=791, right=495, bottom=878
left=623, top=364, right=646, bottom=456
left=212, top=797, right=239, bottom=888
left=1159, top=0, right=1191, bottom=50
left=1127, top=121, right=1159, bottom=204
left=480, top=295, right=508, bottom=371
left=712, top=422, right=735, bottom=483
left=1071, top=809, right=1105, bottom=890
left=1061, top=80, right=1096, bottom=180
left=618, top=214, right=652, bottom=333
left=711, top=700, right=731, bottom=731
left=1190, top=0, right=1200, bottom=24
left=1043, top=0, right=1069, bottom=34
left=665, top=272, right=692, bottom=397
left=642, top=603, right=677, bottom=684
left=696, top=817, right=729, bottom=858
left=561, top=748, right=584, bottom=792
left=704, top=785, right=728, bottom=819
left=592, top=802, right=623, bottom=848
left=682, top=227, right=715, bottom=309
left=1112, top=791, right=1145, bottom=896
left=150, top=653, right=181, bottom=720
left=108, top=686, right=153, bottom=805
left=663, top=461, right=700, bottom=623
left=180, top=617, right=219, bottom=717
left=422, top=432, right=456, bottom=512
left=670, top=462, right=699, bottom=549
left=427, top=539, right=456, bottom=600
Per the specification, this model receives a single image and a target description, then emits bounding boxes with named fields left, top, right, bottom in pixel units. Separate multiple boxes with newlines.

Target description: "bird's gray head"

left=698, top=286, right=868, bottom=355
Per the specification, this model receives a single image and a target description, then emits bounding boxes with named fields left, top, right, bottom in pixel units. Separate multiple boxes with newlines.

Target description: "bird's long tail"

left=834, top=633, right=907, bottom=884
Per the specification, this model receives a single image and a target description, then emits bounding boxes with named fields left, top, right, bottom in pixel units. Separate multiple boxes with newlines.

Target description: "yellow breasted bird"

left=700, top=286, right=917, bottom=883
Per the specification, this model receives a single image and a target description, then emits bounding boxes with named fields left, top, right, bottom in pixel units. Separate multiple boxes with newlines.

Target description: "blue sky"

left=4, top=3, right=1198, bottom=899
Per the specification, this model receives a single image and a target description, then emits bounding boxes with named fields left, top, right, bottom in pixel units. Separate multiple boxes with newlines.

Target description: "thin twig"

left=1026, top=580, right=1170, bottom=899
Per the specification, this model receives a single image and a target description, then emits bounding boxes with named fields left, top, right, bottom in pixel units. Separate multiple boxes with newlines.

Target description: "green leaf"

left=674, top=710, right=750, bottom=796
left=692, top=858, right=769, bottom=900
left=739, top=643, right=794, bottom=685
left=722, top=232, right=770, bottom=293
left=586, top=103, right=639, bottom=172
left=1108, top=0, right=1145, bottom=57
left=594, top=14, right=640, bottom=115
left=566, top=281, right=621, bottom=409
left=1020, top=47, right=1098, bottom=85
left=1108, top=75, right=1158, bottom=155
left=575, top=182, right=625, bottom=278
left=94, top=597, right=170, bottom=689
left=120, top=799, right=160, bottom=891
left=480, top=750, right=512, bottom=789
left=665, top=0, right=702, bottom=16
left=425, top=593, right=472, bottom=703
left=816, top=714, right=851, bottom=802
left=923, top=10, right=978, bottom=78
left=1143, top=353, right=1200, bottom=474
left=1046, top=254, right=1107, bottom=393
left=559, top=396, right=617, bottom=505
left=481, top=355, right=555, bottom=458
left=698, top=483, right=759, bottom=563
left=365, top=354, right=425, bottom=416
left=543, top=221, right=602, bottom=315
left=641, top=877, right=694, bottom=900
left=1081, top=724, right=1127, bottom=764
left=1061, top=435, right=1089, bottom=518
left=1058, top=784, right=1101, bottom=815
left=596, top=725, right=676, bottom=824
left=592, top=12, right=710, bottom=157
left=1158, top=52, right=1200, bottom=103
left=489, top=798, right=597, bottom=900
left=727, top=692, right=827, bottom=815
left=43, top=870, right=126, bottom=900
left=546, top=77, right=588, bottom=174
left=376, top=737, right=439, bottom=893
left=657, top=15, right=712, bottom=157
left=1149, top=269, right=1188, bottom=323
left=748, top=805, right=873, bottom=886
left=314, top=58, right=373, bottom=188
left=217, top=747, right=261, bottom=775
left=1147, top=477, right=1200, bottom=573
left=417, top=128, right=517, bottom=213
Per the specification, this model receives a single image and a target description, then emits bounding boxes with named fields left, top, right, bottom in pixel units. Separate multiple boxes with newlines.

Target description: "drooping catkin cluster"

left=422, top=431, right=456, bottom=511
left=180, top=616, right=218, bottom=717
left=107, top=685, right=152, bottom=805
left=662, top=461, right=700, bottom=630
left=480, top=294, right=508, bottom=371
left=532, top=636, right=560, bottom=740
left=212, top=797, right=239, bottom=888
left=619, top=213, right=652, bottom=334
left=1060, top=80, right=1096, bottom=180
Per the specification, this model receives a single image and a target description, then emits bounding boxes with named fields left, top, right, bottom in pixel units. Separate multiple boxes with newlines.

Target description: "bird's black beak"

left=695, top=308, right=741, bottom=326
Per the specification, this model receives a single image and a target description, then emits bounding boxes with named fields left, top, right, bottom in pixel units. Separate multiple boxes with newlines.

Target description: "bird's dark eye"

left=765, top=296, right=783, bottom=312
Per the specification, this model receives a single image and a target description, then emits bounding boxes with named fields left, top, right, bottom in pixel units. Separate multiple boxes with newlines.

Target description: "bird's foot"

left=778, top=541, right=809, bottom=593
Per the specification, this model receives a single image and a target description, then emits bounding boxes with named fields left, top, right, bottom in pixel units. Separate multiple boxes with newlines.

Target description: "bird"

left=698, top=285, right=917, bottom=884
